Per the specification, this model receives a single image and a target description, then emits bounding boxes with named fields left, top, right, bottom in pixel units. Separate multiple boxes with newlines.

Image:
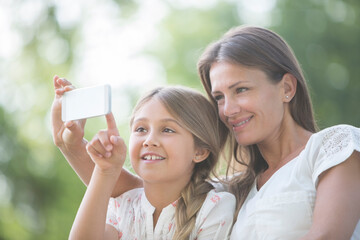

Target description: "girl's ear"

left=282, top=73, right=297, bottom=102
left=193, top=148, right=210, bottom=163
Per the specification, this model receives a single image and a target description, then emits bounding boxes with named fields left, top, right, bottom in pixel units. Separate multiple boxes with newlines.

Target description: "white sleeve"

left=192, top=190, right=236, bottom=240
left=308, top=124, right=360, bottom=186
left=106, top=197, right=121, bottom=231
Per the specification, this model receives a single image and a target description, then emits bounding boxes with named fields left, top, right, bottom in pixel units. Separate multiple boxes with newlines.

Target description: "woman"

left=52, top=25, right=360, bottom=239
left=197, top=25, right=360, bottom=239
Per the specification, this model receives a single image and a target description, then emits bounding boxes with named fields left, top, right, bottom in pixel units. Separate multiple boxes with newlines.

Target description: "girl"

left=67, top=86, right=235, bottom=239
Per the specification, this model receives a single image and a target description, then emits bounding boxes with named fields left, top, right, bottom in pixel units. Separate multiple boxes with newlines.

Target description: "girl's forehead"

left=133, top=97, right=172, bottom=119
left=137, top=97, right=164, bottom=111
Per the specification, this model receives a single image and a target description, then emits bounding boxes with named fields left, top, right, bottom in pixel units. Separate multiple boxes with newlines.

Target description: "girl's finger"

left=88, top=135, right=111, bottom=158
left=106, top=113, right=119, bottom=137
left=86, top=143, right=104, bottom=159
left=110, top=135, right=127, bottom=158
left=97, top=130, right=113, bottom=152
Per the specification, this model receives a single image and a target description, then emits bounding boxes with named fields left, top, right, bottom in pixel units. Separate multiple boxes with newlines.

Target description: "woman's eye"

left=163, top=128, right=175, bottom=133
left=213, top=95, right=224, bottom=102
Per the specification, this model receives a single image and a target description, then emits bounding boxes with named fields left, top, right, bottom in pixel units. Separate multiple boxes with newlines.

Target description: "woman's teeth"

left=234, top=116, right=252, bottom=127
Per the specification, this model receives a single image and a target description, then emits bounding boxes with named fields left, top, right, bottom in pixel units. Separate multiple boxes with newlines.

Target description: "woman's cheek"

left=218, top=106, right=228, bottom=126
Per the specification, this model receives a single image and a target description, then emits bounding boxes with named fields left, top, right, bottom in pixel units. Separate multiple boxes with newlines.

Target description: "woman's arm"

left=51, top=76, right=142, bottom=196
left=301, top=151, right=360, bottom=240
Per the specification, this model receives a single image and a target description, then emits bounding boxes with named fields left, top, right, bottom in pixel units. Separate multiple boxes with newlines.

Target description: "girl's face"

left=209, top=61, right=286, bottom=146
left=129, top=97, right=197, bottom=186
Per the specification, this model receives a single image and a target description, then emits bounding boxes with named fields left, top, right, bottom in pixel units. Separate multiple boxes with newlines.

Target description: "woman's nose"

left=223, top=97, right=240, bottom=117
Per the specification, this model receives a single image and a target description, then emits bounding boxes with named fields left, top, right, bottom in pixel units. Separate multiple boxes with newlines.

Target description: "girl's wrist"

left=93, top=165, right=122, bottom=181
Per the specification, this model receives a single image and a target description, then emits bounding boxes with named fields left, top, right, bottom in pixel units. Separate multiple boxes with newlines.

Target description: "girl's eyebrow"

left=132, top=118, right=184, bottom=127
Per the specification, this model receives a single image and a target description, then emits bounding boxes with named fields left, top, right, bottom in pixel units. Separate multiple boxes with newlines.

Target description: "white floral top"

left=106, top=188, right=235, bottom=240
left=230, top=124, right=360, bottom=240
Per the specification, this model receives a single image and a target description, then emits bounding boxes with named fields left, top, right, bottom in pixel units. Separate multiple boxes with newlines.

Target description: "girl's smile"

left=141, top=152, right=165, bottom=163
left=129, top=97, right=198, bottom=186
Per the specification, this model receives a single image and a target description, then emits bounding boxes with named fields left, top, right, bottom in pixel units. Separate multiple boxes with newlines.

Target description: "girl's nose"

left=142, top=132, right=160, bottom=147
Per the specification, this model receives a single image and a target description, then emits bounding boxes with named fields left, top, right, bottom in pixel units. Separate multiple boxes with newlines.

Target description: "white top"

left=230, top=124, right=360, bottom=240
left=106, top=188, right=235, bottom=240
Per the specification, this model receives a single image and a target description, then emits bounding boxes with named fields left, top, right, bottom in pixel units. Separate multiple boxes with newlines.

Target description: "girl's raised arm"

left=51, top=75, right=142, bottom=196
left=69, top=114, right=128, bottom=239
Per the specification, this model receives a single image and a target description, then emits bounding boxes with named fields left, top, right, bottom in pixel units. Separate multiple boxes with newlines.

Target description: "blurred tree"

left=146, top=1, right=241, bottom=91
left=0, top=0, right=140, bottom=239
left=273, top=0, right=360, bottom=128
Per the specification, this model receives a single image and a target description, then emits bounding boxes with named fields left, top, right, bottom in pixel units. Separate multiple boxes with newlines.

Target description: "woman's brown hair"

left=197, top=25, right=318, bottom=214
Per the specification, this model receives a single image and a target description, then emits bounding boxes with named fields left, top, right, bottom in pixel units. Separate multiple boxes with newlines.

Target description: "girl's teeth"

left=144, top=155, right=164, bottom=160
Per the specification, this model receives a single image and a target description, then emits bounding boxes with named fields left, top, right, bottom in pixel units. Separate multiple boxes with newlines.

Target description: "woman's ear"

left=193, top=148, right=210, bottom=163
left=282, top=73, right=297, bottom=102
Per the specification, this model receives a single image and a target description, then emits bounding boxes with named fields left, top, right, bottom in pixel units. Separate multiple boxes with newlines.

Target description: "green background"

left=0, top=0, right=359, bottom=239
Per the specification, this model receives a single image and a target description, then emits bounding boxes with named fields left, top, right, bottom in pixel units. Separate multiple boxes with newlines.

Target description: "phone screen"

left=61, top=84, right=111, bottom=121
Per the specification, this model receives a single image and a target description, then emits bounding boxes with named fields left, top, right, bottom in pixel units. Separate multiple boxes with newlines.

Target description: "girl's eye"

left=135, top=127, right=147, bottom=133
left=236, top=87, right=248, bottom=93
left=163, top=128, right=175, bottom=133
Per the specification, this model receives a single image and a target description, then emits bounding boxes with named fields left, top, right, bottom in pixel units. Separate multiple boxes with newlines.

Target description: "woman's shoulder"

left=309, top=124, right=360, bottom=153
left=315, top=124, right=359, bottom=138
left=303, top=124, right=360, bottom=185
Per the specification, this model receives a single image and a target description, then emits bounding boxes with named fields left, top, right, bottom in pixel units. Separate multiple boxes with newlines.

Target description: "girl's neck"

left=144, top=183, right=182, bottom=208
left=143, top=180, right=189, bottom=228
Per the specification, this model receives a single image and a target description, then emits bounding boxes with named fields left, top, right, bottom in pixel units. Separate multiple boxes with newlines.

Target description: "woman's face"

left=209, top=61, right=286, bottom=146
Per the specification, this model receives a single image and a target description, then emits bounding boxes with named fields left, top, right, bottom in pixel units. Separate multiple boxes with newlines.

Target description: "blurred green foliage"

left=0, top=0, right=359, bottom=239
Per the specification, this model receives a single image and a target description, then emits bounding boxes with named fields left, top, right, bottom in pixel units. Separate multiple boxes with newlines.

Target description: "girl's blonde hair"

left=130, top=86, right=224, bottom=240
left=197, top=25, right=318, bottom=214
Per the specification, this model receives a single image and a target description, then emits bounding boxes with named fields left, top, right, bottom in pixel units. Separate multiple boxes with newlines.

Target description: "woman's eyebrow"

left=211, top=80, right=244, bottom=95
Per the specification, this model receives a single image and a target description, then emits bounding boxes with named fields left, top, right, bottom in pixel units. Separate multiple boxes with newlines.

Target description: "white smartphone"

left=61, top=84, right=111, bottom=122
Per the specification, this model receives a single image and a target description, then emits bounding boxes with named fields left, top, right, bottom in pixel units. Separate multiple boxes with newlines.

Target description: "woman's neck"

left=256, top=122, right=312, bottom=189
left=259, top=121, right=312, bottom=168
